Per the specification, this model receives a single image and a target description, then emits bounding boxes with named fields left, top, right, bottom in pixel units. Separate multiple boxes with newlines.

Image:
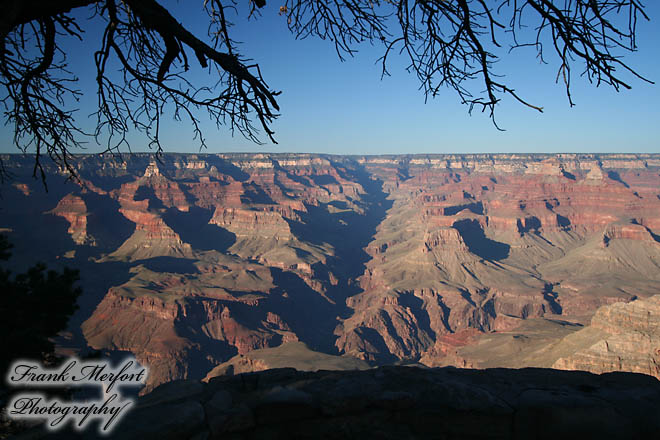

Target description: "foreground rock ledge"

left=19, top=366, right=660, bottom=439
left=113, top=367, right=660, bottom=440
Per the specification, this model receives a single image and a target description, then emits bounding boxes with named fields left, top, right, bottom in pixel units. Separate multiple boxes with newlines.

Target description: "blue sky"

left=1, top=1, right=659, bottom=155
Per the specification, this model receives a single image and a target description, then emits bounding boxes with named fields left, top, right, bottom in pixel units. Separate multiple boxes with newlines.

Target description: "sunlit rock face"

left=1, top=152, right=659, bottom=390
left=48, top=194, right=96, bottom=246
left=553, top=295, right=660, bottom=379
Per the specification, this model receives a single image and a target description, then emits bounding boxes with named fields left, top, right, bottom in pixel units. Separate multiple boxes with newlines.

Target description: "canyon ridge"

left=1, top=152, right=659, bottom=392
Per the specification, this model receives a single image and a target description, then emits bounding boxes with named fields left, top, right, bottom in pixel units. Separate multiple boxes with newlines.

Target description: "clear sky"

left=1, top=1, right=659, bottom=155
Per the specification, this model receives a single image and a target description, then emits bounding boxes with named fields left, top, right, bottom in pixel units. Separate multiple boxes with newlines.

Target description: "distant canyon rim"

left=1, top=152, right=659, bottom=392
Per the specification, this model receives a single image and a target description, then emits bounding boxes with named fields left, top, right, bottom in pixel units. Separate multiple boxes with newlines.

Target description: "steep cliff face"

left=553, top=295, right=660, bottom=378
left=65, top=154, right=379, bottom=390
left=100, top=162, right=194, bottom=261
left=336, top=154, right=660, bottom=364
left=2, top=152, right=659, bottom=389
left=81, top=260, right=297, bottom=391
left=210, top=207, right=293, bottom=240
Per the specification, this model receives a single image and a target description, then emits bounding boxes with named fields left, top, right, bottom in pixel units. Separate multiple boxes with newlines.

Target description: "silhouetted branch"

left=0, top=0, right=652, bottom=186
left=1, top=0, right=280, bottom=186
left=285, top=0, right=651, bottom=122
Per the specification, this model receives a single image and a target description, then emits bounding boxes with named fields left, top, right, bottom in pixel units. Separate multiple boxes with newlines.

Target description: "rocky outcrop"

left=203, top=341, right=369, bottom=379
left=210, top=207, right=293, bottom=239
left=81, top=263, right=293, bottom=392
left=603, top=223, right=659, bottom=244
left=553, top=295, right=660, bottom=378
left=47, top=194, right=95, bottom=245
left=142, top=163, right=190, bottom=212
left=102, top=164, right=194, bottom=261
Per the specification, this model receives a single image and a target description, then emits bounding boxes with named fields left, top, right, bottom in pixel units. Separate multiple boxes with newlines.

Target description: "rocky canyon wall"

left=1, top=152, right=659, bottom=390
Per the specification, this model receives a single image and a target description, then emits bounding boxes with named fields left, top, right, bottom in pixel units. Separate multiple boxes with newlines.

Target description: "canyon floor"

left=1, top=152, right=659, bottom=393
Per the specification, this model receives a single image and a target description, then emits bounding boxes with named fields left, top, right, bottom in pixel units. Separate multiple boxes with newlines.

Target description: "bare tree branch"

left=0, top=0, right=653, bottom=186
left=1, top=0, right=281, bottom=186
left=286, top=0, right=651, bottom=123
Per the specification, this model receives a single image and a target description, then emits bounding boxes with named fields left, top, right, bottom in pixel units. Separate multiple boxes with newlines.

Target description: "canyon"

left=1, top=152, right=659, bottom=392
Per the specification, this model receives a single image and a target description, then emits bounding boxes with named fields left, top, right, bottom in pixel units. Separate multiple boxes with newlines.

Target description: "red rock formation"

left=338, top=154, right=660, bottom=363
left=210, top=207, right=293, bottom=239
left=3, top=152, right=659, bottom=388
left=82, top=265, right=295, bottom=391
left=48, top=193, right=95, bottom=245
left=104, top=164, right=193, bottom=261
left=553, top=295, right=660, bottom=379
left=603, top=223, right=659, bottom=244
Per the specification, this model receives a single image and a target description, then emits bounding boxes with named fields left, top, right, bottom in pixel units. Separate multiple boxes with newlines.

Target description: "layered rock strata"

left=1, top=152, right=659, bottom=389
left=553, top=295, right=660, bottom=378
left=47, top=194, right=95, bottom=245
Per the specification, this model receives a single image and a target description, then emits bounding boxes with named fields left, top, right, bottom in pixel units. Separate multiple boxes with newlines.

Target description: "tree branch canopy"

left=0, top=0, right=652, bottom=184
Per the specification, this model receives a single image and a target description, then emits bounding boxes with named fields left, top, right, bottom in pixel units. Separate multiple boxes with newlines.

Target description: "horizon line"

left=2, top=151, right=659, bottom=158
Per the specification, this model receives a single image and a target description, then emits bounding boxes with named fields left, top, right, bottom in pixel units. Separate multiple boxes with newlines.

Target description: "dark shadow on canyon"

left=444, top=201, right=484, bottom=216
left=397, top=292, right=436, bottom=343
left=278, top=160, right=394, bottom=353
left=648, top=229, right=660, bottom=244
left=134, top=185, right=166, bottom=210
left=452, top=219, right=510, bottom=261
left=543, top=283, right=563, bottom=314
left=203, top=156, right=250, bottom=182
left=83, top=191, right=136, bottom=252
left=350, top=327, right=398, bottom=364
left=562, top=170, right=576, bottom=180
left=139, top=256, right=200, bottom=274
left=309, top=174, right=339, bottom=186
left=55, top=259, right=136, bottom=360
left=77, top=167, right=137, bottom=192
left=286, top=162, right=393, bottom=300
left=607, top=171, right=630, bottom=188
left=517, top=216, right=542, bottom=234
left=272, top=164, right=313, bottom=188
left=0, top=184, right=83, bottom=269
left=267, top=267, right=339, bottom=354
left=556, top=214, right=571, bottom=228
left=161, top=205, right=236, bottom=253
left=241, top=183, right=275, bottom=204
